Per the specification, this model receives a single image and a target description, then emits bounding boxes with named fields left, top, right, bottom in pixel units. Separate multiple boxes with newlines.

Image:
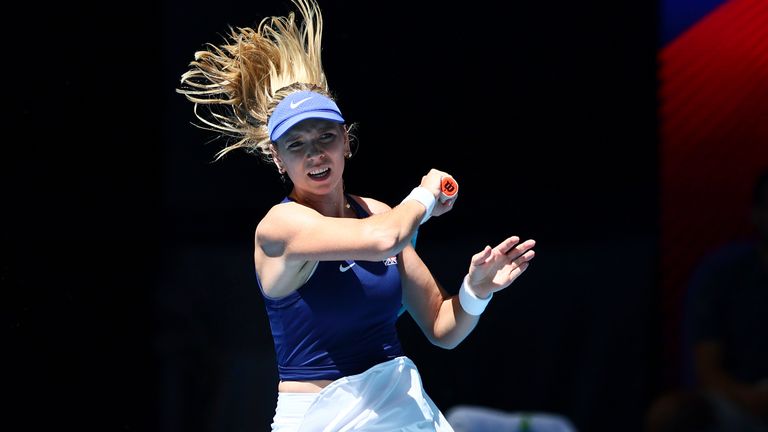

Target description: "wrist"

left=401, top=186, right=436, bottom=225
left=458, top=275, right=492, bottom=316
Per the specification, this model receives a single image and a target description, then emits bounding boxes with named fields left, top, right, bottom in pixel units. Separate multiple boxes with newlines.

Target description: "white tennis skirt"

left=271, top=356, right=454, bottom=431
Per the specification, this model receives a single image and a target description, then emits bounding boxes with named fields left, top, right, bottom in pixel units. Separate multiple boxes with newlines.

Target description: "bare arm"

left=258, top=198, right=424, bottom=262
left=399, top=244, right=478, bottom=349
left=402, top=236, right=536, bottom=349
left=255, top=169, right=455, bottom=298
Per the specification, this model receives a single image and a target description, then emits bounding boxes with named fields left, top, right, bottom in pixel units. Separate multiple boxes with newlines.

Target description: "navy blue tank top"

left=257, top=195, right=404, bottom=381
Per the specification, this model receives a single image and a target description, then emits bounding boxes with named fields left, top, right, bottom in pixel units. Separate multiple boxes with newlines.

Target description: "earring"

left=344, top=151, right=352, bottom=159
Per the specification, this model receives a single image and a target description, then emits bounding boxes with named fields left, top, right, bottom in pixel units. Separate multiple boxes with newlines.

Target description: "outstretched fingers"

left=471, top=245, right=493, bottom=266
left=510, top=249, right=535, bottom=274
left=507, top=260, right=531, bottom=281
left=501, top=238, right=536, bottom=261
left=491, top=248, right=534, bottom=288
left=494, top=236, right=520, bottom=255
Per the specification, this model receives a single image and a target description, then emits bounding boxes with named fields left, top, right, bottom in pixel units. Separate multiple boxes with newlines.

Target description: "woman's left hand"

left=466, top=236, right=536, bottom=298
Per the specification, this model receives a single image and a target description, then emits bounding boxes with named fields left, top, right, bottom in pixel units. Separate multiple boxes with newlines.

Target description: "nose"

left=305, top=140, right=324, bottom=159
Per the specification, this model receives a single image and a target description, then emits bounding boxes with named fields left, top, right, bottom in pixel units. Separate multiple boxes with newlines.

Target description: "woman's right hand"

left=420, top=169, right=457, bottom=218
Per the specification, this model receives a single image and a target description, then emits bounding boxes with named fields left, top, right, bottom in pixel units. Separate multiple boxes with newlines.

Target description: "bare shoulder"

left=348, top=194, right=392, bottom=215
left=255, top=201, right=313, bottom=254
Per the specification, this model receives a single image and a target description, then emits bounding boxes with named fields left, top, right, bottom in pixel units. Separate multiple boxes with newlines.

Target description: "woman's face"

left=272, top=118, right=348, bottom=194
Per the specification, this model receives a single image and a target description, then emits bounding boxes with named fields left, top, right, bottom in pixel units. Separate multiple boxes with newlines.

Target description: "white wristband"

left=458, top=275, right=493, bottom=316
left=401, top=186, right=436, bottom=225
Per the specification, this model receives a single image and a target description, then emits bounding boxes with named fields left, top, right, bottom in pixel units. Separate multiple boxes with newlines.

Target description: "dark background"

left=6, top=1, right=661, bottom=431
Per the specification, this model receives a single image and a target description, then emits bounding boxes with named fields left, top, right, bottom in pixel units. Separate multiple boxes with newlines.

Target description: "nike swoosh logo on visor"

left=290, top=96, right=313, bottom=109
left=339, top=262, right=356, bottom=272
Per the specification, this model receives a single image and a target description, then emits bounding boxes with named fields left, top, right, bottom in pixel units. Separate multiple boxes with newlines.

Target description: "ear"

left=343, top=128, right=351, bottom=155
left=269, top=144, right=285, bottom=173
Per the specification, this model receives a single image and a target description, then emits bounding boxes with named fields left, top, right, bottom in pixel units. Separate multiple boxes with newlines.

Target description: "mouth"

left=307, top=167, right=331, bottom=180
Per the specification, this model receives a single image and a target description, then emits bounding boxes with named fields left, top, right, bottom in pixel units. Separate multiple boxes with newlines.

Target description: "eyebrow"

left=284, top=122, right=339, bottom=140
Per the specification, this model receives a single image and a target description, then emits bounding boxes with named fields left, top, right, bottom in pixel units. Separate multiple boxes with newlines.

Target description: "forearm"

left=430, top=295, right=481, bottom=349
left=364, top=190, right=433, bottom=259
left=360, top=201, right=422, bottom=259
left=430, top=276, right=494, bottom=349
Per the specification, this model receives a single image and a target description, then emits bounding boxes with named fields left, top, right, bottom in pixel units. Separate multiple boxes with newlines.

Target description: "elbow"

left=367, top=227, right=406, bottom=260
left=433, top=340, right=460, bottom=350
left=361, top=212, right=416, bottom=259
left=428, top=333, right=463, bottom=350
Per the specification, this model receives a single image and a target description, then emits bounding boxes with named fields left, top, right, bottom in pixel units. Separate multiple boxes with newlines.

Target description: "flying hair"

left=177, top=0, right=331, bottom=161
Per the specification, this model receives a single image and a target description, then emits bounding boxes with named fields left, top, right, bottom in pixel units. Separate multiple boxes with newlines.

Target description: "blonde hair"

left=177, top=0, right=334, bottom=161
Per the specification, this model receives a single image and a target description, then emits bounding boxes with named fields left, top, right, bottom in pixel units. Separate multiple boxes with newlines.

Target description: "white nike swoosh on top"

left=290, top=96, right=313, bottom=109
left=339, top=262, right=356, bottom=272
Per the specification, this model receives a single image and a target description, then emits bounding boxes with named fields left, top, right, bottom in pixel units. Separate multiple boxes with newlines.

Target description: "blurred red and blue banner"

left=659, top=0, right=768, bottom=384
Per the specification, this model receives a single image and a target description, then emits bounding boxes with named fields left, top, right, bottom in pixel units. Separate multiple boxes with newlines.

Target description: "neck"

left=289, top=189, right=351, bottom=218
